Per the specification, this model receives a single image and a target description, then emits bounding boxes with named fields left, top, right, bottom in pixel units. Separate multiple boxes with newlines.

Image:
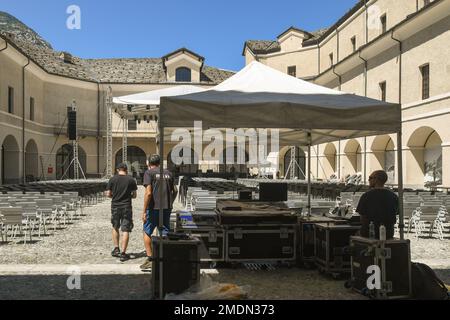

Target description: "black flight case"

left=297, top=215, right=347, bottom=268
left=224, top=224, right=296, bottom=265
left=347, top=236, right=412, bottom=300
left=151, top=236, right=201, bottom=299
left=177, top=224, right=225, bottom=267
left=314, top=223, right=360, bottom=278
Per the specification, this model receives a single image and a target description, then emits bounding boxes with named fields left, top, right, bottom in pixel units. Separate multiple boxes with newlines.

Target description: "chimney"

left=3, top=32, right=15, bottom=40
left=60, top=51, right=73, bottom=64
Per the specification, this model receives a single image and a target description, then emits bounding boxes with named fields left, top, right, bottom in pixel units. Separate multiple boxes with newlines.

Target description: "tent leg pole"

left=397, top=130, right=404, bottom=240
left=364, top=137, right=367, bottom=184
left=338, top=140, right=341, bottom=180
left=307, top=132, right=312, bottom=217
left=158, top=119, right=164, bottom=299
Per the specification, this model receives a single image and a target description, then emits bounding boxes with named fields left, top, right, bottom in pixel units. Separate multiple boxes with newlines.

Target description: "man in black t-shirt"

left=106, top=163, right=137, bottom=262
left=356, top=170, right=398, bottom=239
left=140, top=155, right=177, bottom=270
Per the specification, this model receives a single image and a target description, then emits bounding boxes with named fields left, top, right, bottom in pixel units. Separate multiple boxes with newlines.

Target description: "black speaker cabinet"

left=349, top=236, right=412, bottom=300
left=259, top=183, right=287, bottom=202
left=151, top=237, right=201, bottom=299
left=67, top=109, right=77, bottom=140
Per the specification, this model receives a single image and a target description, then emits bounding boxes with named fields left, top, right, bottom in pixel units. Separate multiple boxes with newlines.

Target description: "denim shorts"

left=111, top=206, right=134, bottom=232
left=143, top=209, right=171, bottom=237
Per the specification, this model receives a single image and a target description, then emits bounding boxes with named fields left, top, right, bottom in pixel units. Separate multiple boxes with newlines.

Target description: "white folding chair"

left=15, top=202, right=38, bottom=242
left=0, top=208, right=30, bottom=243
left=415, top=205, right=441, bottom=238
left=0, top=212, right=4, bottom=242
left=35, top=199, right=56, bottom=236
left=61, top=194, right=79, bottom=220
left=435, top=208, right=448, bottom=241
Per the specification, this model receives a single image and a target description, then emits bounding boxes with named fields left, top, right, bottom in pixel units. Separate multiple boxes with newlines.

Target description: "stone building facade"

left=0, top=12, right=233, bottom=183
left=243, top=0, right=450, bottom=188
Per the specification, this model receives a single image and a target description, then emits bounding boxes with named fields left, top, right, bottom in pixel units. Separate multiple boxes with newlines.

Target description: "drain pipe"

left=390, top=31, right=402, bottom=104
left=364, top=0, right=369, bottom=44
left=358, top=50, right=369, bottom=183
left=391, top=29, right=404, bottom=240
left=332, top=65, right=343, bottom=180
left=332, top=66, right=342, bottom=91
left=22, top=57, right=31, bottom=184
left=0, top=40, right=7, bottom=184
left=336, top=29, right=340, bottom=63
left=97, top=82, right=101, bottom=177
left=358, top=51, right=368, bottom=97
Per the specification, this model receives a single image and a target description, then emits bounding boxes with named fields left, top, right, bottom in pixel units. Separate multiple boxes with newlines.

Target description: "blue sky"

left=1, top=0, right=358, bottom=71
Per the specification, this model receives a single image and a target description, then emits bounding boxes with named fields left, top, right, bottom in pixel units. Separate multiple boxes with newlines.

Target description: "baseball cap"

left=116, top=163, right=128, bottom=171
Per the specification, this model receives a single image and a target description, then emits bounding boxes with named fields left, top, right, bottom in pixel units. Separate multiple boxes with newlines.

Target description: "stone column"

left=403, top=146, right=424, bottom=187
left=441, top=142, right=450, bottom=187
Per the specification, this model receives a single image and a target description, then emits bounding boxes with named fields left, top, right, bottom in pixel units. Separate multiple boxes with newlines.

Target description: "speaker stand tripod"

left=61, top=140, right=86, bottom=180
left=284, top=146, right=306, bottom=180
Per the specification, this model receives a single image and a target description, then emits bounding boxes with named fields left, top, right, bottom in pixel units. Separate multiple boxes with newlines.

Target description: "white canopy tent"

left=154, top=61, right=404, bottom=299
left=160, top=62, right=400, bottom=144
left=158, top=61, right=404, bottom=230
left=113, top=85, right=206, bottom=106
left=112, top=85, right=206, bottom=119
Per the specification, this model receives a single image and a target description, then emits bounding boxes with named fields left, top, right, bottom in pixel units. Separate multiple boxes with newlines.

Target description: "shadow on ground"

left=0, top=274, right=152, bottom=300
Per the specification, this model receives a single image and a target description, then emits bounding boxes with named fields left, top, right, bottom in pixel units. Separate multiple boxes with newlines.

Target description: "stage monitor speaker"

left=259, top=183, right=287, bottom=202
left=67, top=109, right=77, bottom=140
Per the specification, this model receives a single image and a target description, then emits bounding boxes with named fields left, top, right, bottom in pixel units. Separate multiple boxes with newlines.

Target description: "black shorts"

left=111, top=207, right=134, bottom=232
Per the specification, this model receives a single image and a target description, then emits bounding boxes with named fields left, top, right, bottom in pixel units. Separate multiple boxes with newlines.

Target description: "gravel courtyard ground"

left=0, top=186, right=449, bottom=300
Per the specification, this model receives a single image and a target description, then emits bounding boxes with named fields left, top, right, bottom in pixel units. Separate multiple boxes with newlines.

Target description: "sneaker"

left=120, top=253, right=130, bottom=262
left=140, top=259, right=153, bottom=270
left=111, top=247, right=120, bottom=258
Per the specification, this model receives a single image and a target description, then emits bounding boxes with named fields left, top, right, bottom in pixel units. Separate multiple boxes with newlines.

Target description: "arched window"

left=115, top=146, right=147, bottom=179
left=168, top=148, right=199, bottom=175
left=176, top=67, right=191, bottom=82
left=56, top=144, right=87, bottom=180
left=283, top=147, right=306, bottom=179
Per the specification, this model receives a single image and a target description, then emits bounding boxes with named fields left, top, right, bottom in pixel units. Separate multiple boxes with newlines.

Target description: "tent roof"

left=160, top=62, right=401, bottom=145
left=113, top=85, right=206, bottom=106
left=112, top=85, right=206, bottom=120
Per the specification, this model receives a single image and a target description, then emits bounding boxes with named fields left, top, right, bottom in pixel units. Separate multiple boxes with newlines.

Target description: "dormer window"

left=162, top=48, right=203, bottom=82
left=176, top=67, right=192, bottom=82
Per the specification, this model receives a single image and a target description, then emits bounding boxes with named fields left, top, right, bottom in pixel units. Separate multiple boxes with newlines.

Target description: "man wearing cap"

left=140, top=154, right=177, bottom=270
left=106, top=163, right=138, bottom=262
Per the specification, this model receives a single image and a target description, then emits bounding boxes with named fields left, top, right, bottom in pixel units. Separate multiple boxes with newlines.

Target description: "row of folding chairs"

left=0, top=193, right=83, bottom=243
left=396, top=202, right=450, bottom=240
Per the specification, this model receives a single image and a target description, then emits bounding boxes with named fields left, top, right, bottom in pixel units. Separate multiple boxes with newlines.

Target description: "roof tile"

left=0, top=12, right=234, bottom=84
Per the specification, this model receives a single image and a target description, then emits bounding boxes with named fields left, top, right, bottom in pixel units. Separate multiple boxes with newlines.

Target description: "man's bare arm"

left=142, top=186, right=152, bottom=222
left=106, top=190, right=112, bottom=198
